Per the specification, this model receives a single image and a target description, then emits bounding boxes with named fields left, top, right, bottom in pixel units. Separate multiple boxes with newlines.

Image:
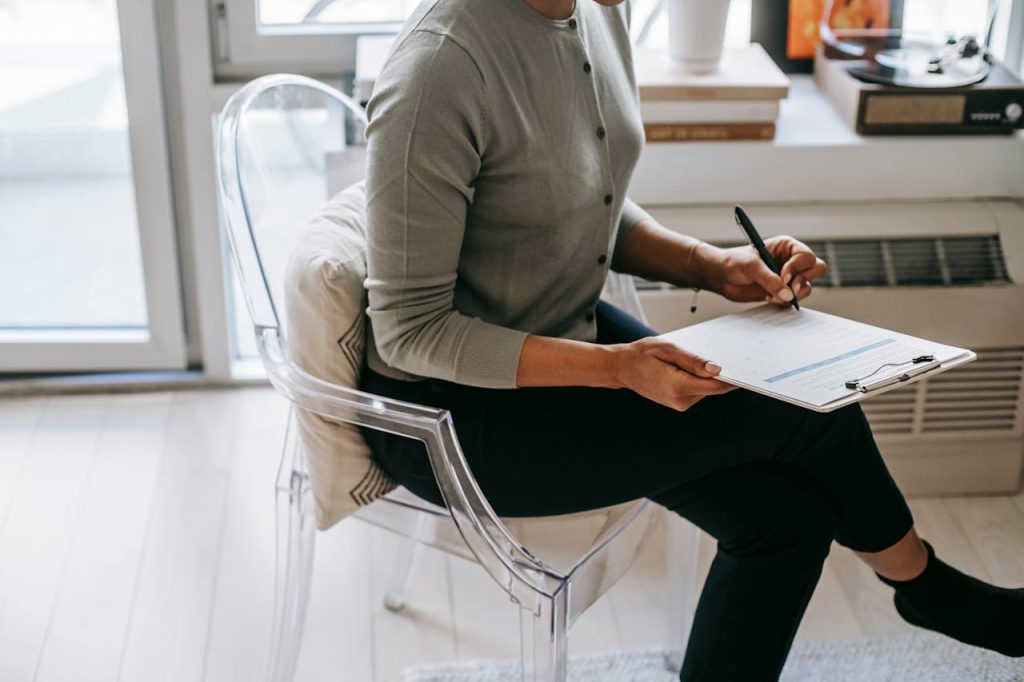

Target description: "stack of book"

left=634, top=43, right=790, bottom=142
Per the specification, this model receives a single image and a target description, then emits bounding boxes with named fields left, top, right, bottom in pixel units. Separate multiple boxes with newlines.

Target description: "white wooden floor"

left=1, top=388, right=1022, bottom=682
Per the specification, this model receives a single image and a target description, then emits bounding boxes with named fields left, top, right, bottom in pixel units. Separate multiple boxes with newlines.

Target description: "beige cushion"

left=283, top=180, right=397, bottom=531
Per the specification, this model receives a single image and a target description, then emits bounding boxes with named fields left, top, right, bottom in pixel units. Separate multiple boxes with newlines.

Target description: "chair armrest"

left=255, top=326, right=569, bottom=603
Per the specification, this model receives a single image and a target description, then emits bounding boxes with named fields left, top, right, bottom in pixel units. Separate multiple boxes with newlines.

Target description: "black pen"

left=734, top=205, right=799, bottom=311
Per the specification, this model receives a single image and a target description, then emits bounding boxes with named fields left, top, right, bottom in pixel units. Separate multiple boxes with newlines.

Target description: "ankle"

left=876, top=540, right=934, bottom=587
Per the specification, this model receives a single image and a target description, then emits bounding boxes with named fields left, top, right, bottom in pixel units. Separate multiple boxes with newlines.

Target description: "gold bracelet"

left=685, top=240, right=707, bottom=281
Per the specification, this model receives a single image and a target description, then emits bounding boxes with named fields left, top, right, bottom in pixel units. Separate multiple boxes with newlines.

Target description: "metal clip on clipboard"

left=844, top=355, right=941, bottom=393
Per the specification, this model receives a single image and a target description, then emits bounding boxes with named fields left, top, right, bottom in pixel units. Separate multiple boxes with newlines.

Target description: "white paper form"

left=660, top=306, right=974, bottom=411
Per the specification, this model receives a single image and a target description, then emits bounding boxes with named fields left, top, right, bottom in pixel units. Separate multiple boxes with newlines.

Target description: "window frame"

left=213, top=0, right=402, bottom=76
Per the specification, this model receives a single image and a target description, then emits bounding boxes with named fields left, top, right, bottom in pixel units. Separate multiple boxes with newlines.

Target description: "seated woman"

left=356, top=0, right=1024, bottom=679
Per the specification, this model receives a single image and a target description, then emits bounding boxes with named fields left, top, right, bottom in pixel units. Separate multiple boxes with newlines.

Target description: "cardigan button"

left=597, top=254, right=607, bottom=265
left=583, top=61, right=592, bottom=74
left=603, top=194, right=613, bottom=205
left=569, top=18, right=577, bottom=29
left=596, top=126, right=606, bottom=140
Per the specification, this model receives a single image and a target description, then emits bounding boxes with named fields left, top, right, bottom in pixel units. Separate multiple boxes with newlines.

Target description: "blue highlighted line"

left=764, top=338, right=896, bottom=384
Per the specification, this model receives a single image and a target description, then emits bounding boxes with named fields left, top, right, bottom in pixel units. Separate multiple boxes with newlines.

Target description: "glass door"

left=0, top=0, right=186, bottom=372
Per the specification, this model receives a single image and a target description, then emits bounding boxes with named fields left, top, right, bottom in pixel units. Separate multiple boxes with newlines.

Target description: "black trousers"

left=358, top=301, right=915, bottom=681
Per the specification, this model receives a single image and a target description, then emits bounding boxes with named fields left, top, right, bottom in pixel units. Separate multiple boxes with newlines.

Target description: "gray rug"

left=403, top=633, right=1024, bottom=681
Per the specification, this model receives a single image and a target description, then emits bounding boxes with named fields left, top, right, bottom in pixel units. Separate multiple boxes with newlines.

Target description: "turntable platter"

left=822, top=31, right=992, bottom=89
left=847, top=46, right=990, bottom=88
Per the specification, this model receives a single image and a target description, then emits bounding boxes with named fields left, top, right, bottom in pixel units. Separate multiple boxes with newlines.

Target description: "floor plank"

left=370, top=530, right=457, bottom=682
left=909, top=497, right=992, bottom=581
left=0, top=395, right=109, bottom=682
left=798, top=554, right=864, bottom=641
left=203, top=389, right=288, bottom=682
left=823, top=544, right=914, bottom=637
left=34, top=393, right=173, bottom=682
left=446, top=553, right=522, bottom=663
left=0, top=396, right=46, bottom=532
left=117, top=390, right=240, bottom=682
left=294, top=520, right=375, bottom=682
left=947, top=495, right=1024, bottom=588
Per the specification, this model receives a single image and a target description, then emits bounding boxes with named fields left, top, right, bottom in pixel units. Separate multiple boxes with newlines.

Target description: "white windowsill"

left=229, top=356, right=270, bottom=383
left=631, top=75, right=1024, bottom=206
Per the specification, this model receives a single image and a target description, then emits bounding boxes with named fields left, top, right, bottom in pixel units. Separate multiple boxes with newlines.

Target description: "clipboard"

left=659, top=306, right=976, bottom=413
left=720, top=351, right=977, bottom=413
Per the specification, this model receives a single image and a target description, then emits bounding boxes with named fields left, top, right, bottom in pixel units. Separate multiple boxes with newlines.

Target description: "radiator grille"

left=860, top=386, right=917, bottom=435
left=921, top=347, right=1023, bottom=433
left=861, top=347, right=1023, bottom=435
left=828, top=240, right=886, bottom=286
left=808, top=236, right=1010, bottom=287
left=634, top=235, right=1010, bottom=290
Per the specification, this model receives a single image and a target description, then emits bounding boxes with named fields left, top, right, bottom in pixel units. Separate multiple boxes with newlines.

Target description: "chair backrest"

left=217, top=74, right=369, bottom=342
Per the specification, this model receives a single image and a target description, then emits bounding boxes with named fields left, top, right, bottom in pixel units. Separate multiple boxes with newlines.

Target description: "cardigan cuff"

left=453, top=321, right=530, bottom=389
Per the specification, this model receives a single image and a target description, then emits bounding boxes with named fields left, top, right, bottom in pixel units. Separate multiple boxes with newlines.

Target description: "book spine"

left=639, top=86, right=790, bottom=101
left=640, top=99, right=781, bottom=123
left=644, top=122, right=776, bottom=142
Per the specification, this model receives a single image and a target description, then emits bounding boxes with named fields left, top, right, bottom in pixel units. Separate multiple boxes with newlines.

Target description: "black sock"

left=876, top=540, right=1024, bottom=657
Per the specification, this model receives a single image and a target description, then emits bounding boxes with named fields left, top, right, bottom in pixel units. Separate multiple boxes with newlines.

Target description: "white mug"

left=667, top=0, right=732, bottom=74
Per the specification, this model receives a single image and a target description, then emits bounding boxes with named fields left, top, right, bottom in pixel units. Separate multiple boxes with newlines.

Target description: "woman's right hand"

left=608, top=338, right=736, bottom=411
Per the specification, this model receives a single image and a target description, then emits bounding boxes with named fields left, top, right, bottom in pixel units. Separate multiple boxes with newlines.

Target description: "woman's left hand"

left=713, top=236, right=828, bottom=305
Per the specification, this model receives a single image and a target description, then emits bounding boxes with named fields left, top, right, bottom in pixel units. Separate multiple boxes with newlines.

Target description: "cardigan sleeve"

left=363, top=30, right=528, bottom=389
left=613, top=197, right=654, bottom=258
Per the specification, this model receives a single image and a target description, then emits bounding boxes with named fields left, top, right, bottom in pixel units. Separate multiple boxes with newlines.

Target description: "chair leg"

left=664, top=511, right=701, bottom=674
left=266, top=468, right=317, bottom=682
left=518, top=586, right=569, bottom=682
left=383, top=536, right=420, bottom=612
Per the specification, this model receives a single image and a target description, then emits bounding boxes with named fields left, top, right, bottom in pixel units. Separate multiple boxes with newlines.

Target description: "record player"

left=813, top=2, right=1024, bottom=135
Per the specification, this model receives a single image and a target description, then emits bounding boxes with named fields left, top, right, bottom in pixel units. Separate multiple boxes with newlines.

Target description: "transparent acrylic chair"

left=216, top=74, right=699, bottom=682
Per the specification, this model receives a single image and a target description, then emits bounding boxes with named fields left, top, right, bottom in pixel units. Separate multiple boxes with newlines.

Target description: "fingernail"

left=783, top=273, right=792, bottom=285
left=793, top=281, right=802, bottom=294
left=705, top=361, right=722, bottom=375
left=779, top=288, right=794, bottom=301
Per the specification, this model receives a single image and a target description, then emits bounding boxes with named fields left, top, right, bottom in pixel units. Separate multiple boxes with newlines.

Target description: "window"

left=0, top=0, right=185, bottom=372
